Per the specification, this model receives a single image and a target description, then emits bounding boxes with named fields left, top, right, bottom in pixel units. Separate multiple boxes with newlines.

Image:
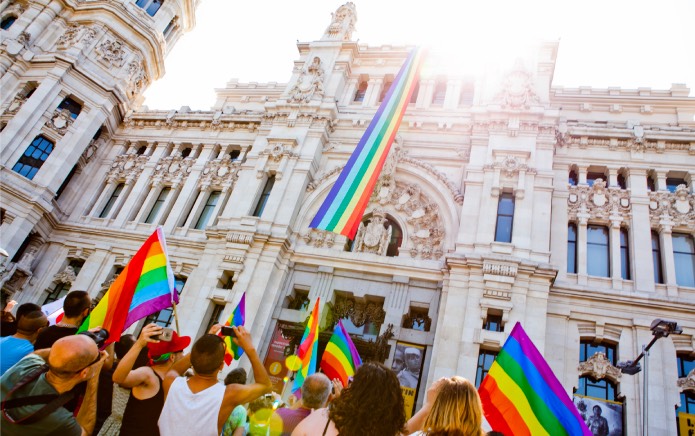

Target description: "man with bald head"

left=0, top=310, right=47, bottom=375
left=1, top=334, right=106, bottom=436
left=269, top=373, right=332, bottom=436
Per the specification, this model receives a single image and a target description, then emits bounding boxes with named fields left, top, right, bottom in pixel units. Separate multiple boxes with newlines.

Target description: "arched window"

left=1, top=16, right=17, bottom=30
left=135, top=0, right=163, bottom=16
left=568, top=169, right=579, bottom=186
left=12, top=135, right=55, bottom=180
left=385, top=217, right=403, bottom=257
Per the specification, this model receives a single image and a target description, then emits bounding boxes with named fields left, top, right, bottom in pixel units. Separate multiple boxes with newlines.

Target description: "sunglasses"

left=74, top=352, right=101, bottom=374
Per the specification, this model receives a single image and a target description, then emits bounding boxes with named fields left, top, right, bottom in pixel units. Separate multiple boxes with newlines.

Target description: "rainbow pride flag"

left=78, top=227, right=178, bottom=346
left=309, top=47, right=425, bottom=239
left=218, top=292, right=246, bottom=365
left=479, top=322, right=591, bottom=436
left=320, top=319, right=362, bottom=386
left=292, top=298, right=320, bottom=393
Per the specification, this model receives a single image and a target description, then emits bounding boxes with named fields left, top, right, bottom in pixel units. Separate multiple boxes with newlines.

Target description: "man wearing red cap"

left=112, top=323, right=191, bottom=436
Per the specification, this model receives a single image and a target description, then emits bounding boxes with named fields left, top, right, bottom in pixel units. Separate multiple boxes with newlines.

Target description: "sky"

left=142, top=0, right=695, bottom=110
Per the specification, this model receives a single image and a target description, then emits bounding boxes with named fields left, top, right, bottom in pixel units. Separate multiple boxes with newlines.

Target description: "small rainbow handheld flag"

left=310, top=47, right=425, bottom=239
left=479, top=322, right=591, bottom=436
left=292, top=298, right=320, bottom=393
left=218, top=292, right=246, bottom=365
left=78, top=227, right=178, bottom=346
left=320, top=319, right=362, bottom=386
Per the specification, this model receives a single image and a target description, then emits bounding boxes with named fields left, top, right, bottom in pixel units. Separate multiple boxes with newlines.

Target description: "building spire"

left=322, top=2, right=357, bottom=41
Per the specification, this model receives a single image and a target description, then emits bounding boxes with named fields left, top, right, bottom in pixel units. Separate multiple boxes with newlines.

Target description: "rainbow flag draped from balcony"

left=478, top=322, right=591, bottom=436
left=218, top=292, right=246, bottom=365
left=320, top=319, right=362, bottom=386
left=78, top=227, right=178, bottom=346
left=292, top=298, right=320, bottom=393
left=309, top=47, right=425, bottom=239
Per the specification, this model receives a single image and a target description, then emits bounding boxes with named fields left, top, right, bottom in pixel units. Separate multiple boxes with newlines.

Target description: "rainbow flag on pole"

left=218, top=292, right=246, bottom=365
left=320, top=319, right=362, bottom=386
left=78, top=227, right=178, bottom=346
left=292, top=298, right=320, bottom=393
left=310, top=47, right=425, bottom=239
left=479, top=322, right=591, bottom=436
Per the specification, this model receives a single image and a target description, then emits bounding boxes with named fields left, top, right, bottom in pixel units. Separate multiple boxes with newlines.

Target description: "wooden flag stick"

left=172, top=301, right=181, bottom=334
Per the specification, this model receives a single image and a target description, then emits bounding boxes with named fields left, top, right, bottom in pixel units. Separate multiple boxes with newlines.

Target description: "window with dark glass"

left=647, top=174, right=656, bottom=192
left=620, top=227, right=631, bottom=280
left=353, top=81, right=367, bottom=102
left=43, top=260, right=84, bottom=304
left=494, top=193, right=515, bottom=243
left=252, top=176, right=275, bottom=217
left=586, top=172, right=606, bottom=187
left=652, top=231, right=664, bottom=284
left=568, top=170, right=578, bottom=186
left=676, top=354, right=695, bottom=434
left=379, top=79, right=392, bottom=102
left=163, top=17, right=177, bottom=38
left=432, top=81, right=446, bottom=105
left=135, top=0, right=163, bottom=16
left=204, top=303, right=225, bottom=334
left=577, top=341, right=618, bottom=400
left=285, top=288, right=310, bottom=311
left=143, top=277, right=185, bottom=328
left=333, top=294, right=383, bottom=341
left=617, top=173, right=627, bottom=189
left=194, top=190, right=221, bottom=229
left=409, top=81, right=420, bottom=104
left=136, top=145, right=147, bottom=155
left=57, top=97, right=82, bottom=120
left=666, top=177, right=687, bottom=193
left=12, top=135, right=54, bottom=180
left=1, top=16, right=17, bottom=30
left=144, top=187, right=171, bottom=224
left=568, top=223, right=578, bottom=274
left=55, top=165, right=77, bottom=199
left=475, top=350, right=498, bottom=388
left=483, top=311, right=503, bottom=332
left=402, top=306, right=431, bottom=332
left=673, top=233, right=695, bottom=287
left=180, top=147, right=192, bottom=158
left=229, top=150, right=240, bottom=161
left=99, top=183, right=125, bottom=218
left=587, top=225, right=609, bottom=277
left=385, top=217, right=403, bottom=257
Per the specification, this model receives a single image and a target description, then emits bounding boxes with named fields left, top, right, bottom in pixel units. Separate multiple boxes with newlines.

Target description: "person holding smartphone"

left=112, top=323, right=191, bottom=436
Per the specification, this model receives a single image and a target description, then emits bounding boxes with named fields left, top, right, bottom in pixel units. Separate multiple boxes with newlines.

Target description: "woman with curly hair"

left=408, top=376, right=483, bottom=436
left=292, top=362, right=405, bottom=436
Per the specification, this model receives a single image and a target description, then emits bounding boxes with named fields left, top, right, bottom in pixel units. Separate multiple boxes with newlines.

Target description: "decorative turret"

left=322, top=2, right=356, bottom=41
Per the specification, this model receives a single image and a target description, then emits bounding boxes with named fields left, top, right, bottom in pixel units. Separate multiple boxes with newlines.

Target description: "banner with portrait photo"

left=263, top=321, right=293, bottom=393
left=391, top=341, right=426, bottom=420
left=573, top=394, right=624, bottom=436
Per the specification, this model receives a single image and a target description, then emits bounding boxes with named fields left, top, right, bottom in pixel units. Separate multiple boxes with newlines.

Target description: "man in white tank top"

left=158, top=325, right=272, bottom=436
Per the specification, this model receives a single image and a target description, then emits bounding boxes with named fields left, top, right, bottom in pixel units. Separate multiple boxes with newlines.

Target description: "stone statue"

left=353, top=210, right=392, bottom=256
left=288, top=57, right=325, bottom=103
left=323, top=2, right=357, bottom=41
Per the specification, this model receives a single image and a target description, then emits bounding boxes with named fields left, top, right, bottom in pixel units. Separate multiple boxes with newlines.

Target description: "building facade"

left=1, top=2, right=695, bottom=434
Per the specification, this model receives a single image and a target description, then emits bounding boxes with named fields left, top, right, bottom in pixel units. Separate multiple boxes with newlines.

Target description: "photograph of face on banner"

left=573, top=395, right=624, bottom=436
left=392, top=342, right=426, bottom=419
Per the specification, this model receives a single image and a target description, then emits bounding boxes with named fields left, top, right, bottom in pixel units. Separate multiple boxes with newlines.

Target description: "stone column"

left=655, top=170, right=668, bottom=192
left=181, top=188, right=207, bottom=229
left=658, top=222, right=678, bottom=296
left=131, top=183, right=160, bottom=224
left=578, top=165, right=588, bottom=185
left=113, top=142, right=166, bottom=225
left=364, top=78, right=382, bottom=107
left=608, top=166, right=619, bottom=187
left=417, top=79, right=434, bottom=109
left=550, top=174, right=570, bottom=281
left=576, top=213, right=589, bottom=285
left=443, top=79, right=459, bottom=109
left=105, top=177, right=136, bottom=220
left=308, top=266, right=334, bottom=326
left=22, top=0, right=59, bottom=44
left=383, top=275, right=409, bottom=337
left=340, top=78, right=358, bottom=106
left=609, top=217, right=623, bottom=288
left=628, top=167, right=655, bottom=292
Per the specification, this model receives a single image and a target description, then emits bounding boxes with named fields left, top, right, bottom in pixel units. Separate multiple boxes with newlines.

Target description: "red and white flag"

left=41, top=297, right=65, bottom=325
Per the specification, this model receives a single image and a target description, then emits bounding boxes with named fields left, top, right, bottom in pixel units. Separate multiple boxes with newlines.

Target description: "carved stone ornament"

left=199, top=157, right=240, bottom=191
left=567, top=179, right=632, bottom=222
left=81, top=137, right=104, bottom=163
left=483, top=261, right=518, bottom=277
left=15, top=31, right=30, bottom=48
left=303, top=229, right=336, bottom=248
left=578, top=352, right=622, bottom=383
left=96, top=39, right=126, bottom=68
left=6, top=94, right=27, bottom=115
left=495, top=59, right=540, bottom=109
left=326, top=295, right=386, bottom=330
left=106, top=153, right=149, bottom=183
left=483, top=154, right=535, bottom=179
left=56, top=23, right=95, bottom=49
left=648, top=185, right=695, bottom=228
left=323, top=2, right=357, bottom=41
left=288, top=56, right=325, bottom=104
left=126, top=59, right=147, bottom=98
left=353, top=209, right=392, bottom=256
left=150, top=155, right=194, bottom=187
left=678, top=368, right=695, bottom=393
left=46, top=108, right=75, bottom=135
left=53, top=265, right=77, bottom=284
left=16, top=248, right=37, bottom=272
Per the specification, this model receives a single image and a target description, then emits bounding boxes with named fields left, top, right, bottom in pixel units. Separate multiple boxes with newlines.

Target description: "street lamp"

left=617, top=319, right=682, bottom=435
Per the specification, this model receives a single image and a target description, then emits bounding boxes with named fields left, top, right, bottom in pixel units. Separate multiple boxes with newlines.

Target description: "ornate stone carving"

left=46, top=109, right=75, bottom=135
left=106, top=154, right=149, bottom=183
left=648, top=185, right=695, bottom=228
left=16, top=32, right=30, bottom=48
left=199, top=157, right=240, bottom=191
left=150, top=155, right=194, bottom=187
left=53, top=265, right=77, bottom=284
left=678, top=368, right=695, bottom=392
left=307, top=166, right=344, bottom=192
left=288, top=57, right=325, bottom=103
left=303, top=229, right=336, bottom=248
left=57, top=23, right=95, bottom=49
left=353, top=210, right=392, bottom=255
left=96, top=39, right=126, bottom=67
left=5, top=94, right=27, bottom=115
left=261, top=142, right=298, bottom=162
left=483, top=262, right=518, bottom=277
left=578, top=352, right=621, bottom=383
left=81, top=137, right=104, bottom=163
left=226, top=232, right=254, bottom=245
left=567, top=180, right=632, bottom=221
left=323, top=2, right=357, bottom=41
left=326, top=295, right=385, bottom=329
left=126, top=58, right=147, bottom=98
left=483, top=154, right=535, bottom=178
left=16, top=248, right=37, bottom=271
left=495, top=60, right=540, bottom=109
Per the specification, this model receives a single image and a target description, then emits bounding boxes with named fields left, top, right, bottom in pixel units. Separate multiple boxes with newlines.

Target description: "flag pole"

left=172, top=301, right=180, bottom=333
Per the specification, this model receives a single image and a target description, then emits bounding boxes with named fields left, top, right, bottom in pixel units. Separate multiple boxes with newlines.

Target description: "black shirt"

left=34, top=325, right=78, bottom=350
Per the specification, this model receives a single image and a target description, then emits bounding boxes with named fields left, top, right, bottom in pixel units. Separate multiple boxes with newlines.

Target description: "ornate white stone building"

left=1, top=1, right=694, bottom=434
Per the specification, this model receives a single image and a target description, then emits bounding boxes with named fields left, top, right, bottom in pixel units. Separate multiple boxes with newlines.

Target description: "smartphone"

left=220, top=326, right=236, bottom=338
left=152, top=327, right=174, bottom=342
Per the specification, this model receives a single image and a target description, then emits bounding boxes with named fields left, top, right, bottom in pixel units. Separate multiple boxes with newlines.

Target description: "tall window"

left=431, top=81, right=446, bottom=105
left=57, top=97, right=82, bottom=119
left=673, top=233, right=695, bottom=287
left=385, top=217, right=403, bottom=257
left=494, top=193, right=515, bottom=243
left=475, top=350, right=498, bottom=388
left=482, top=311, right=503, bottom=332
left=1, top=16, right=17, bottom=30
left=586, top=172, right=606, bottom=187
left=577, top=341, right=618, bottom=400
left=99, top=183, right=125, bottom=218
left=252, top=176, right=275, bottom=217
left=353, top=80, right=367, bottom=102
left=194, top=191, right=221, bottom=229
left=410, top=81, right=420, bottom=104
left=12, top=135, right=54, bottom=180
left=676, top=354, right=695, bottom=434
left=652, top=231, right=664, bottom=284
left=135, top=0, right=163, bottom=16
left=567, top=223, right=578, bottom=274
left=620, top=227, right=631, bottom=280
left=379, top=78, right=392, bottom=102
left=647, top=174, right=656, bottom=192
left=144, top=187, right=171, bottom=224
left=143, top=277, right=185, bottom=328
left=617, top=173, right=627, bottom=189
left=43, top=260, right=84, bottom=304
left=568, top=170, right=578, bottom=186
left=587, top=225, right=609, bottom=277
left=55, top=165, right=77, bottom=200
left=204, top=303, right=225, bottom=334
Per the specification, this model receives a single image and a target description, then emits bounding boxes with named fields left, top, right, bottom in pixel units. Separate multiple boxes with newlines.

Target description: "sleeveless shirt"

left=158, top=377, right=226, bottom=436
left=119, top=368, right=164, bottom=436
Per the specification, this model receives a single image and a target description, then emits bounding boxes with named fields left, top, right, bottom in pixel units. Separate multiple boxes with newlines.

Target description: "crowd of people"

left=1, top=290, right=492, bottom=435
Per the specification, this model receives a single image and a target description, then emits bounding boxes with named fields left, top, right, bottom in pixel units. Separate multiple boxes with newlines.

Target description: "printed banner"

left=679, top=412, right=695, bottom=436
left=573, top=395, right=624, bottom=436
left=391, top=341, right=426, bottom=420
left=263, top=321, right=293, bottom=393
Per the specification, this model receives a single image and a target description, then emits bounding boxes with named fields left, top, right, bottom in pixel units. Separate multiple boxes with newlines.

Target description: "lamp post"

left=617, top=319, right=682, bottom=436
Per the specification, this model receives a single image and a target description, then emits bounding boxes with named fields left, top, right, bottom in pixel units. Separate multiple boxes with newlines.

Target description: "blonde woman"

left=408, top=376, right=484, bottom=436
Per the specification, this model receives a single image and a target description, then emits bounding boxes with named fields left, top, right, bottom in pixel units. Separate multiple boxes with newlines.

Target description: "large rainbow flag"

left=320, top=319, right=362, bottom=386
left=479, top=322, right=591, bottom=436
left=218, top=292, right=246, bottom=365
left=292, top=298, right=320, bottom=393
left=78, top=227, right=178, bottom=345
left=309, top=47, right=425, bottom=239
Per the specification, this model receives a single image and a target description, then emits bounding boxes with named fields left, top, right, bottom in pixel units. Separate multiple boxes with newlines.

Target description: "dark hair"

left=329, top=362, right=405, bottom=436
left=191, top=334, right=225, bottom=375
left=16, top=310, right=47, bottom=334
left=16, top=303, right=41, bottom=321
left=63, top=290, right=91, bottom=318
left=224, top=367, right=247, bottom=385
left=115, top=334, right=136, bottom=359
